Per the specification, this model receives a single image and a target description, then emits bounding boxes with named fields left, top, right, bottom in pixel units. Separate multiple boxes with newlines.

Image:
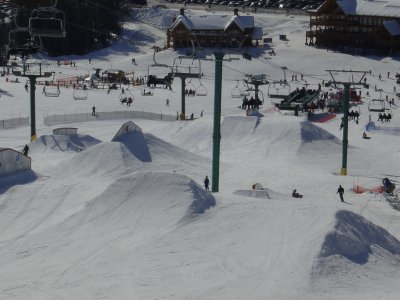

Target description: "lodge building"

left=306, top=0, right=400, bottom=54
left=163, top=8, right=263, bottom=49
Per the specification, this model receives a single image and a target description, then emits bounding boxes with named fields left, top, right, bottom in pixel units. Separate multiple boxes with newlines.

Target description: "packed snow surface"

left=1, top=6, right=400, bottom=300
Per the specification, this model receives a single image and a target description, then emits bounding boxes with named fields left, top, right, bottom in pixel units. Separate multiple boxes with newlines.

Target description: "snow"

left=337, top=0, right=400, bottom=17
left=1, top=6, right=400, bottom=300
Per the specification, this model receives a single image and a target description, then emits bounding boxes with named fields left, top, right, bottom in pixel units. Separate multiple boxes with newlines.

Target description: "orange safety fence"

left=353, top=185, right=384, bottom=194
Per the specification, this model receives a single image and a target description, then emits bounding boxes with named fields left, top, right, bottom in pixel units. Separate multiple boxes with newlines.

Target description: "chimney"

left=180, top=8, right=184, bottom=16
left=234, top=8, right=239, bottom=16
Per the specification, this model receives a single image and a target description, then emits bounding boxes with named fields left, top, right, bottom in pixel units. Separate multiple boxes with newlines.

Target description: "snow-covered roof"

left=170, top=14, right=254, bottom=31
left=336, top=0, right=400, bottom=17
left=383, top=20, right=400, bottom=35
left=251, top=27, right=263, bottom=39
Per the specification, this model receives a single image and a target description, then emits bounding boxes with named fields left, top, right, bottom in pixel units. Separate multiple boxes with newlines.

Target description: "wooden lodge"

left=306, top=0, right=400, bottom=55
left=163, top=8, right=263, bottom=49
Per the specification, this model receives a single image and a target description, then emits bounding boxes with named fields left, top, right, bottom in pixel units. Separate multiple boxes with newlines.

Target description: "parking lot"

left=155, top=0, right=323, bottom=13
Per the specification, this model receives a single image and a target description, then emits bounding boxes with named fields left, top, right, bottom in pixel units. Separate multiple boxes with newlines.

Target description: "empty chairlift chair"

left=73, top=90, right=88, bottom=100
left=29, top=1, right=66, bottom=38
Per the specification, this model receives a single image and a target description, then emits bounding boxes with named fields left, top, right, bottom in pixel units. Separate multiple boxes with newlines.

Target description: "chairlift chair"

left=172, top=56, right=202, bottom=79
left=43, top=86, right=60, bottom=97
left=73, top=90, right=88, bottom=100
left=119, top=90, right=134, bottom=102
left=195, top=81, right=208, bottom=96
left=185, top=78, right=196, bottom=96
left=29, top=1, right=66, bottom=38
left=246, top=88, right=265, bottom=104
left=231, top=80, right=242, bottom=98
left=368, top=99, right=385, bottom=112
left=7, top=28, right=41, bottom=59
left=141, top=87, right=154, bottom=96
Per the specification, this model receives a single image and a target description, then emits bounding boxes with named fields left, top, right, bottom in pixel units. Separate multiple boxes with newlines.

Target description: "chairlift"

left=73, top=90, right=88, bottom=100
left=231, top=80, right=242, bottom=98
left=141, top=87, right=154, bottom=96
left=368, top=89, right=385, bottom=112
left=147, top=49, right=174, bottom=89
left=7, top=28, right=41, bottom=59
left=119, top=90, right=134, bottom=104
left=172, top=56, right=202, bottom=79
left=184, top=78, right=196, bottom=97
left=195, top=81, right=208, bottom=97
left=267, top=81, right=290, bottom=99
left=29, top=0, right=66, bottom=38
left=246, top=88, right=265, bottom=105
left=368, top=99, right=385, bottom=112
left=43, top=85, right=60, bottom=97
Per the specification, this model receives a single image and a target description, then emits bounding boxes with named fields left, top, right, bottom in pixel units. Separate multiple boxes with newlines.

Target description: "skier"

left=166, top=98, right=169, bottom=107
left=204, top=176, right=210, bottom=190
left=337, top=185, right=344, bottom=202
left=92, top=106, right=96, bottom=116
left=23, top=144, right=29, bottom=156
left=292, top=189, right=303, bottom=198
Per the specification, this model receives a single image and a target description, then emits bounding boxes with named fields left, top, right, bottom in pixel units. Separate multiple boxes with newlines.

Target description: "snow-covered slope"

left=1, top=6, right=400, bottom=300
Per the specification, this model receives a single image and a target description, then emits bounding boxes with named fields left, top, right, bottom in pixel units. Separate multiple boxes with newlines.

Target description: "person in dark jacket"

left=204, top=176, right=210, bottom=190
left=292, top=189, right=303, bottom=198
left=23, top=144, right=29, bottom=156
left=337, top=185, right=344, bottom=202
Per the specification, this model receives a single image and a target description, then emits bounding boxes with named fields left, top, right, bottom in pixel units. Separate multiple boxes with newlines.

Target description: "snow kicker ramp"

left=0, top=172, right=216, bottom=299
left=311, top=210, right=400, bottom=296
left=30, top=134, right=101, bottom=153
left=219, top=115, right=342, bottom=166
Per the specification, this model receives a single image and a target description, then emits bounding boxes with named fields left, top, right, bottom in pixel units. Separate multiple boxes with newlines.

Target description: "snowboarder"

left=166, top=98, right=169, bottom=106
left=204, top=176, right=210, bottom=190
left=337, top=185, right=344, bottom=202
left=92, top=106, right=96, bottom=116
left=292, top=189, right=303, bottom=198
left=23, top=144, right=29, bottom=156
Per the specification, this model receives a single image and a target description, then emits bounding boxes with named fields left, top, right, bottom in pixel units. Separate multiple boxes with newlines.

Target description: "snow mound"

left=311, top=210, right=400, bottom=291
left=61, top=172, right=215, bottom=233
left=113, top=130, right=151, bottom=162
left=30, top=134, right=101, bottom=153
left=52, top=141, right=142, bottom=178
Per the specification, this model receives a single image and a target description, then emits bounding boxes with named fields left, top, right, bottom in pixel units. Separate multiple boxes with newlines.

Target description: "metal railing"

left=0, top=117, right=30, bottom=129
left=43, top=110, right=178, bottom=125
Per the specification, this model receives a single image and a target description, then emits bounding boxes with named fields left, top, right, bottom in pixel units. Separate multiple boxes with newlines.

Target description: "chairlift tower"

left=326, top=69, right=370, bottom=176
left=172, top=56, right=203, bottom=120
left=12, top=62, right=52, bottom=141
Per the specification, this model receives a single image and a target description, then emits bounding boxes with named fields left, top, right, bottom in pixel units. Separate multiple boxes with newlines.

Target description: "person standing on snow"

left=204, top=176, right=210, bottom=191
left=23, top=144, right=29, bottom=156
left=337, top=185, right=344, bottom=202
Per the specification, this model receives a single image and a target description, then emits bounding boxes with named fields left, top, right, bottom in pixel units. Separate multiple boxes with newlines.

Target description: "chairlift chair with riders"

left=119, top=90, right=134, bottom=104
left=29, top=0, right=66, bottom=38
left=185, top=78, right=196, bottom=96
left=146, top=48, right=174, bottom=89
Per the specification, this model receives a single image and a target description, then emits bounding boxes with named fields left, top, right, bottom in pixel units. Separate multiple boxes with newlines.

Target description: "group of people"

left=348, top=110, right=360, bottom=122
left=378, top=112, right=392, bottom=122
left=185, top=89, right=196, bottom=96
left=241, top=95, right=262, bottom=110
left=120, top=97, right=133, bottom=106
